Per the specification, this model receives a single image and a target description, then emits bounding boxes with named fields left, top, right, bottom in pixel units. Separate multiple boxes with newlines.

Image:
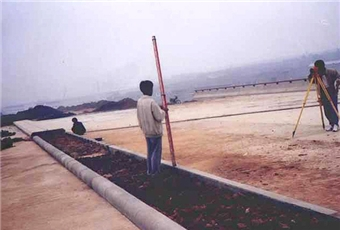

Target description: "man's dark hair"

left=314, top=60, right=325, bottom=70
left=72, top=117, right=78, bottom=123
left=139, top=80, right=153, bottom=96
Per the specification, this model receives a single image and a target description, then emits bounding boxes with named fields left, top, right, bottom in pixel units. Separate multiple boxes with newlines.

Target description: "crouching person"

left=137, top=80, right=166, bottom=176
left=71, top=117, right=86, bottom=135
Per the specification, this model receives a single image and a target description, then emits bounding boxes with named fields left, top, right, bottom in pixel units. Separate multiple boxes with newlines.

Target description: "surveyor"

left=308, top=60, right=340, bottom=132
left=71, top=117, right=86, bottom=135
left=137, top=80, right=166, bottom=176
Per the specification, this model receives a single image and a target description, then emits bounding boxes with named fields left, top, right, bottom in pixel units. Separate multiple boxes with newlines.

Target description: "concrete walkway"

left=1, top=136, right=137, bottom=230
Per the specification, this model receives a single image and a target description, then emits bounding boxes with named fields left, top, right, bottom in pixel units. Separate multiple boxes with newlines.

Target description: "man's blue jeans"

left=146, top=136, right=162, bottom=175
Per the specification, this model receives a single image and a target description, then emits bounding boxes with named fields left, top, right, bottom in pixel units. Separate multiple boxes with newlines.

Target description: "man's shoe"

left=333, top=125, right=339, bottom=132
left=326, top=125, right=333, bottom=132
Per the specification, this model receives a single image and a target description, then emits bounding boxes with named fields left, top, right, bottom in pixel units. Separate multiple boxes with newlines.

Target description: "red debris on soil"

left=39, top=132, right=340, bottom=230
left=39, top=132, right=107, bottom=158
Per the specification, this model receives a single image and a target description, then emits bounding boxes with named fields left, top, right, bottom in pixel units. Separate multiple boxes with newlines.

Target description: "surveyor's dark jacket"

left=308, top=68, right=340, bottom=94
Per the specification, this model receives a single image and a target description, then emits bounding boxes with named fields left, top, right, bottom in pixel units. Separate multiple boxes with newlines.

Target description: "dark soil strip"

left=38, top=132, right=340, bottom=230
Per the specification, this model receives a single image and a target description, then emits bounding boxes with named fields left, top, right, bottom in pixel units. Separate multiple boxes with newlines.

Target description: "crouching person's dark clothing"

left=72, top=122, right=86, bottom=135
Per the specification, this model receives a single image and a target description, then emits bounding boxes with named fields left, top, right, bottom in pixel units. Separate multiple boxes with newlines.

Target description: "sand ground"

left=17, top=91, right=323, bottom=133
left=12, top=90, right=340, bottom=213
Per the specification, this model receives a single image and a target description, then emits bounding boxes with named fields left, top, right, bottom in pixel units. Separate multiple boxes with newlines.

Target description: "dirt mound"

left=57, top=98, right=137, bottom=113
left=1, top=105, right=75, bottom=127
left=94, top=98, right=137, bottom=112
left=58, top=100, right=109, bottom=113
left=1, top=129, right=16, bottom=138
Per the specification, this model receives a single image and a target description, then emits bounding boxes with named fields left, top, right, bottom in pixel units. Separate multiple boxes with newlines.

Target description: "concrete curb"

left=68, top=133, right=340, bottom=220
left=14, top=121, right=33, bottom=136
left=32, top=135, right=185, bottom=230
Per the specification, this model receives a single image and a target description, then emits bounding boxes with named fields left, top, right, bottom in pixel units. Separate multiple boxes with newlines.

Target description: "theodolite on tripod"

left=292, top=66, right=340, bottom=137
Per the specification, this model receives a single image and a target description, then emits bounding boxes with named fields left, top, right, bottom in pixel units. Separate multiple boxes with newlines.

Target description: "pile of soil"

left=38, top=132, right=340, bottom=230
left=57, top=100, right=109, bottom=113
left=57, top=98, right=137, bottom=114
left=1, top=105, right=75, bottom=126
left=1, top=137, right=25, bottom=150
left=1, top=130, right=16, bottom=138
left=94, top=98, right=137, bottom=112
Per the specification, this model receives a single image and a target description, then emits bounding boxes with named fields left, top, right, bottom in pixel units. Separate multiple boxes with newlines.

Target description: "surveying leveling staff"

left=308, top=60, right=340, bottom=132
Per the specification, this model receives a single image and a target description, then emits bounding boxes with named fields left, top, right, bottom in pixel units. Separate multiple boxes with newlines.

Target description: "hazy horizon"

left=2, top=1, right=340, bottom=108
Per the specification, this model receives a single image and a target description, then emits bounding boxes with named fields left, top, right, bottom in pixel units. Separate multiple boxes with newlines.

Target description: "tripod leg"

left=316, top=82, right=325, bottom=129
left=315, top=76, right=340, bottom=120
left=292, top=78, right=315, bottom=138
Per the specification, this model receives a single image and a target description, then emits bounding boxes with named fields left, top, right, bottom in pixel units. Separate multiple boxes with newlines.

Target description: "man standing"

left=137, top=80, right=166, bottom=175
left=309, top=60, right=340, bottom=132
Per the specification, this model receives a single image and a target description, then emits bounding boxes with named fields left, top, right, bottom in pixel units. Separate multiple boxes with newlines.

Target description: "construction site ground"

left=10, top=89, right=340, bottom=221
left=84, top=91, right=340, bottom=212
left=1, top=126, right=137, bottom=230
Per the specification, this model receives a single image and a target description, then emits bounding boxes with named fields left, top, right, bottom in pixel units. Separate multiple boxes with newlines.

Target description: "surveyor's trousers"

left=321, top=87, right=339, bottom=126
left=146, top=136, right=162, bottom=175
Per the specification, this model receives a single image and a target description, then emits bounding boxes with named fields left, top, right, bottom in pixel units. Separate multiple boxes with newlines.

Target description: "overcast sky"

left=2, top=1, right=340, bottom=107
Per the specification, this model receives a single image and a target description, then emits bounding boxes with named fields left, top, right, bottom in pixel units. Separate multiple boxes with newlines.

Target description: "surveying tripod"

left=292, top=67, right=340, bottom=137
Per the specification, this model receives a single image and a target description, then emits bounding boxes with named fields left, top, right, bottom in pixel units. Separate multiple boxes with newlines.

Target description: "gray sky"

left=2, top=1, right=340, bottom=107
